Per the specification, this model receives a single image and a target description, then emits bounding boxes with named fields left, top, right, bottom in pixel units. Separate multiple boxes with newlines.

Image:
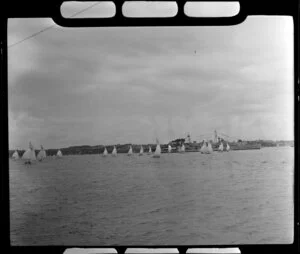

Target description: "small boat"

left=200, top=140, right=212, bottom=154
left=148, top=146, right=152, bottom=154
left=12, top=150, right=19, bottom=160
left=152, top=139, right=161, bottom=158
left=153, top=144, right=161, bottom=158
left=200, top=140, right=207, bottom=154
left=139, top=146, right=144, bottom=156
left=226, top=143, right=230, bottom=152
left=103, top=147, right=108, bottom=157
left=168, top=144, right=172, bottom=153
left=181, top=144, right=185, bottom=153
left=208, top=142, right=213, bottom=153
left=218, top=142, right=224, bottom=152
left=37, top=145, right=47, bottom=161
left=112, top=146, right=117, bottom=156
left=22, top=142, right=36, bottom=164
left=57, top=149, right=63, bottom=157
left=128, top=145, right=133, bottom=156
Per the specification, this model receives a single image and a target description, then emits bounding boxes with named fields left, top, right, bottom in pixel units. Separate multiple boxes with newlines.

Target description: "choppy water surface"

left=10, top=147, right=294, bottom=245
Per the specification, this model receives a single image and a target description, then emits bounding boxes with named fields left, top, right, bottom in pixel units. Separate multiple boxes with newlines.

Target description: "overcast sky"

left=8, top=3, right=294, bottom=149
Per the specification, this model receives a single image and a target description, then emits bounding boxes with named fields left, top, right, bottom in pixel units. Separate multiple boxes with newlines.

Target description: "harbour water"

left=9, top=147, right=294, bottom=245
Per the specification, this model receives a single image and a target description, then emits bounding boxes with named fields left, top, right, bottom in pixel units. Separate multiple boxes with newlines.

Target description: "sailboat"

left=139, top=146, right=144, bottom=156
left=37, top=145, right=47, bottom=161
left=200, top=140, right=207, bottom=154
left=153, top=142, right=161, bottom=158
left=168, top=144, right=172, bottom=153
left=12, top=150, right=19, bottom=160
left=57, top=149, right=63, bottom=157
left=208, top=142, right=213, bottom=153
left=128, top=145, right=133, bottom=156
left=226, top=143, right=230, bottom=152
left=22, top=142, right=36, bottom=164
left=148, top=146, right=152, bottom=154
left=218, top=142, right=224, bottom=152
left=103, top=147, right=108, bottom=157
left=112, top=146, right=117, bottom=156
left=181, top=143, right=185, bottom=153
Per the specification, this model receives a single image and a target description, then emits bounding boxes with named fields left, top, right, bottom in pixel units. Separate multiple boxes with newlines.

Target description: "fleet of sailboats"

left=12, top=136, right=232, bottom=164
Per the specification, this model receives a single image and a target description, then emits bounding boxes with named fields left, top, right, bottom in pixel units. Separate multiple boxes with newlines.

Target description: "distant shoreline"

left=9, top=140, right=294, bottom=157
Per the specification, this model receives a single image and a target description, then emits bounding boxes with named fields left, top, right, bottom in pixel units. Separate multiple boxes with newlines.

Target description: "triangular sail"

left=226, top=143, right=230, bottom=151
left=200, top=140, right=211, bottom=154
left=148, top=146, right=152, bottom=153
left=200, top=140, right=206, bottom=153
left=139, top=146, right=143, bottom=155
left=12, top=150, right=19, bottom=159
left=103, top=147, right=108, bottom=156
left=153, top=144, right=161, bottom=158
left=128, top=146, right=133, bottom=155
left=37, top=146, right=47, bottom=161
left=218, top=142, right=224, bottom=152
left=22, top=149, right=31, bottom=160
left=112, top=146, right=117, bottom=156
left=181, top=144, right=185, bottom=152
left=57, top=150, right=63, bottom=157
left=208, top=142, right=213, bottom=153
left=23, top=142, right=36, bottom=161
left=168, top=144, right=172, bottom=153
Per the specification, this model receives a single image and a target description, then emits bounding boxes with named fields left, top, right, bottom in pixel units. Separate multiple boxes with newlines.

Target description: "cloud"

left=8, top=16, right=294, bottom=148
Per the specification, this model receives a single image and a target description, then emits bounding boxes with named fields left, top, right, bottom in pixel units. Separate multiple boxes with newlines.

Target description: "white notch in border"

left=64, top=248, right=118, bottom=254
left=61, top=1, right=116, bottom=18
left=122, top=1, right=178, bottom=17
left=184, top=1, right=240, bottom=17
left=125, top=249, right=179, bottom=254
left=186, top=248, right=241, bottom=254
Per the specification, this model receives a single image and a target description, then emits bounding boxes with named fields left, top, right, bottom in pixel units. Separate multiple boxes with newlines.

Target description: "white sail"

left=37, top=150, right=46, bottom=160
left=139, top=146, right=144, bottom=155
left=22, top=143, right=36, bottom=162
left=226, top=143, right=230, bottom=151
left=103, top=147, right=108, bottom=156
left=200, top=140, right=206, bottom=153
left=57, top=150, right=63, bottom=157
left=200, top=140, right=212, bottom=154
left=208, top=142, right=213, bottom=153
left=181, top=144, right=185, bottom=152
left=128, top=146, right=133, bottom=155
left=112, top=146, right=117, bottom=156
left=37, top=146, right=46, bottom=161
left=37, top=150, right=43, bottom=161
left=12, top=150, right=19, bottom=159
left=148, top=146, right=152, bottom=153
left=168, top=144, right=172, bottom=153
left=22, top=149, right=31, bottom=160
left=218, top=142, right=224, bottom=152
left=153, top=144, right=161, bottom=158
